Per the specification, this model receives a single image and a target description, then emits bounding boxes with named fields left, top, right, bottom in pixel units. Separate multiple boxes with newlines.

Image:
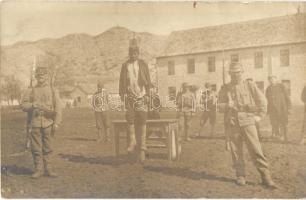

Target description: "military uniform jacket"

left=21, top=83, right=62, bottom=128
left=219, top=81, right=267, bottom=127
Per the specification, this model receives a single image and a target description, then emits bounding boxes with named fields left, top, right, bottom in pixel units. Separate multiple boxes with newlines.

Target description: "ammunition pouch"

left=32, top=108, right=56, bottom=119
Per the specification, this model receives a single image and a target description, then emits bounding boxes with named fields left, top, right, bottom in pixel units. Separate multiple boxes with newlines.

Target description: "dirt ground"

left=1, top=107, right=306, bottom=198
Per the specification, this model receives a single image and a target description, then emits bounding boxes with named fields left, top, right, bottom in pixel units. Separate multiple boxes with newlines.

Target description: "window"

left=255, top=81, right=264, bottom=92
left=254, top=52, right=263, bottom=68
left=168, top=61, right=175, bottom=75
left=280, top=49, right=290, bottom=67
left=168, top=87, right=176, bottom=101
left=231, top=54, right=239, bottom=63
left=208, top=56, right=216, bottom=72
left=77, top=96, right=81, bottom=103
left=281, top=80, right=291, bottom=96
left=187, top=58, right=195, bottom=74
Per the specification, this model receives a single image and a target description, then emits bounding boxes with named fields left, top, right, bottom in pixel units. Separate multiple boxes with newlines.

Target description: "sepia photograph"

left=1, top=1, right=306, bottom=198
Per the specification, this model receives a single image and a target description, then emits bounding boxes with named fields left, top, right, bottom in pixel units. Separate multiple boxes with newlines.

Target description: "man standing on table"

left=21, top=55, right=62, bottom=178
left=218, top=62, right=276, bottom=188
left=119, top=38, right=152, bottom=162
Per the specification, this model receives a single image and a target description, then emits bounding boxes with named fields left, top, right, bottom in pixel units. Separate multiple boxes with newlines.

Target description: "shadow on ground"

left=144, top=165, right=255, bottom=186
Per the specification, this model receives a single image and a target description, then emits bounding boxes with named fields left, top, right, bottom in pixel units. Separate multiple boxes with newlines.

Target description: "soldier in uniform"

left=198, top=82, right=217, bottom=137
left=265, top=75, right=291, bottom=142
left=92, top=81, right=110, bottom=142
left=176, top=82, right=196, bottom=141
left=246, top=78, right=262, bottom=140
left=119, top=38, right=152, bottom=162
left=300, top=84, right=306, bottom=145
left=21, top=55, right=62, bottom=178
left=218, top=62, right=276, bottom=188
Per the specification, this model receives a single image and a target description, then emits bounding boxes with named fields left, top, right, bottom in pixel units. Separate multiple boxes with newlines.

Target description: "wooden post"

left=114, top=125, right=119, bottom=157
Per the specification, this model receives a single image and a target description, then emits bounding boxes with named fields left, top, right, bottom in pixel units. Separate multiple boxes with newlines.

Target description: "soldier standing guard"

left=265, top=75, right=291, bottom=142
left=119, top=38, right=152, bottom=162
left=21, top=55, right=62, bottom=178
left=92, top=81, right=110, bottom=142
left=218, top=62, right=277, bottom=188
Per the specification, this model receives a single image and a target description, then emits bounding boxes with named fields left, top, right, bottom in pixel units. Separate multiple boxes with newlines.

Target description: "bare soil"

left=1, top=107, right=306, bottom=198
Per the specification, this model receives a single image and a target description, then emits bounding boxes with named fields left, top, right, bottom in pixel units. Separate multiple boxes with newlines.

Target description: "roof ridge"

left=171, top=13, right=305, bottom=35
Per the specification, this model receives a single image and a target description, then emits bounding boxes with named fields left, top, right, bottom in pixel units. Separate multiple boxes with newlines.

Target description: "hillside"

left=1, top=26, right=167, bottom=90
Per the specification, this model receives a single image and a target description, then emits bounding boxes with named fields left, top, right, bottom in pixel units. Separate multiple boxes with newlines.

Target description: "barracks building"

left=156, top=13, right=306, bottom=105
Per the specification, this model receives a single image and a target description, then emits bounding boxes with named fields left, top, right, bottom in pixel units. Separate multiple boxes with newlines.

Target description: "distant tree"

left=1, top=75, right=23, bottom=105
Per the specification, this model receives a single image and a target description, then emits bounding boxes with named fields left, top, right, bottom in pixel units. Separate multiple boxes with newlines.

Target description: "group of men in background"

left=20, top=37, right=306, bottom=190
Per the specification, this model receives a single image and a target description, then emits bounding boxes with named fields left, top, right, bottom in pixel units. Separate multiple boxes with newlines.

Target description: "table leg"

left=114, top=126, right=119, bottom=157
left=167, top=123, right=172, bottom=161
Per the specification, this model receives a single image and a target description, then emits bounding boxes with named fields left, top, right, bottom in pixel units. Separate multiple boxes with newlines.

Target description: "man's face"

left=35, top=73, right=48, bottom=85
left=230, top=71, right=243, bottom=83
left=129, top=49, right=139, bottom=62
left=269, top=77, right=277, bottom=85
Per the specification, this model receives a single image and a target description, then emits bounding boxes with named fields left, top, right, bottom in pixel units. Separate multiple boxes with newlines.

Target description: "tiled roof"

left=160, top=13, right=306, bottom=57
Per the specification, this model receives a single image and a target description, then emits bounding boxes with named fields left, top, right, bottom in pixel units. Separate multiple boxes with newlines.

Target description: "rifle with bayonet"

left=25, top=57, right=36, bottom=149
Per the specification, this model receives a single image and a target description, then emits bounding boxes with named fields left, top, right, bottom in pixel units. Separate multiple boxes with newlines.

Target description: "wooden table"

left=112, top=119, right=181, bottom=161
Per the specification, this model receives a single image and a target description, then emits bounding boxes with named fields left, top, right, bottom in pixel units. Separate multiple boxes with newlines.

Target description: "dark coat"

left=301, top=86, right=306, bottom=112
left=265, top=83, right=291, bottom=123
left=119, top=59, right=152, bottom=101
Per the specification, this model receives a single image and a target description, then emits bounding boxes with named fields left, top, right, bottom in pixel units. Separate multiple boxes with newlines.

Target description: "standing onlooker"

left=198, top=82, right=217, bottom=137
left=176, top=82, right=196, bottom=141
left=265, top=75, right=291, bottom=142
left=300, top=84, right=306, bottom=145
left=92, top=81, right=110, bottom=142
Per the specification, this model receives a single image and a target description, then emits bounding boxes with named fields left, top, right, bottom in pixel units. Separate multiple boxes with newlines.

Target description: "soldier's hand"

left=228, top=101, right=234, bottom=108
left=32, top=102, right=41, bottom=109
left=288, top=109, right=291, bottom=115
left=254, top=116, right=261, bottom=122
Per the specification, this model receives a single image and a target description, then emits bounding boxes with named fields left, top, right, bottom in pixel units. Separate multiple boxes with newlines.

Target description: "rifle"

left=221, top=49, right=231, bottom=151
left=50, top=60, right=58, bottom=138
left=25, top=57, right=36, bottom=149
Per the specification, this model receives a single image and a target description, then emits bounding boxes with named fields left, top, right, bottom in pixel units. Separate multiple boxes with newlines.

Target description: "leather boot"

left=31, top=170, right=44, bottom=179
left=44, top=159, right=57, bottom=178
left=96, top=129, right=103, bottom=142
left=127, top=124, right=137, bottom=153
left=236, top=176, right=246, bottom=186
left=104, top=128, right=111, bottom=142
left=260, top=171, right=277, bottom=189
left=32, top=155, right=43, bottom=179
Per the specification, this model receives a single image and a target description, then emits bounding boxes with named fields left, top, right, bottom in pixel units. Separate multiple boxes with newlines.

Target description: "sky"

left=0, top=1, right=303, bottom=46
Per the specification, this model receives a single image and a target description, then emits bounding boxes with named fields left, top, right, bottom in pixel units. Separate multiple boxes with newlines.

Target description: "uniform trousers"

left=229, top=124, right=269, bottom=177
left=31, top=126, right=53, bottom=171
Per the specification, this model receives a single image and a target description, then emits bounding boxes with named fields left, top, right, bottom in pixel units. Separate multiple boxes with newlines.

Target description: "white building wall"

left=157, top=42, right=306, bottom=105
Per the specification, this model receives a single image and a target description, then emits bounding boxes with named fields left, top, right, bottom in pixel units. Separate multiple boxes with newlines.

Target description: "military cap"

left=97, top=80, right=104, bottom=88
left=35, top=54, right=53, bottom=75
left=129, top=38, right=139, bottom=52
left=205, top=82, right=211, bottom=88
left=182, top=82, right=190, bottom=88
left=268, top=74, right=277, bottom=80
left=229, top=62, right=244, bottom=72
